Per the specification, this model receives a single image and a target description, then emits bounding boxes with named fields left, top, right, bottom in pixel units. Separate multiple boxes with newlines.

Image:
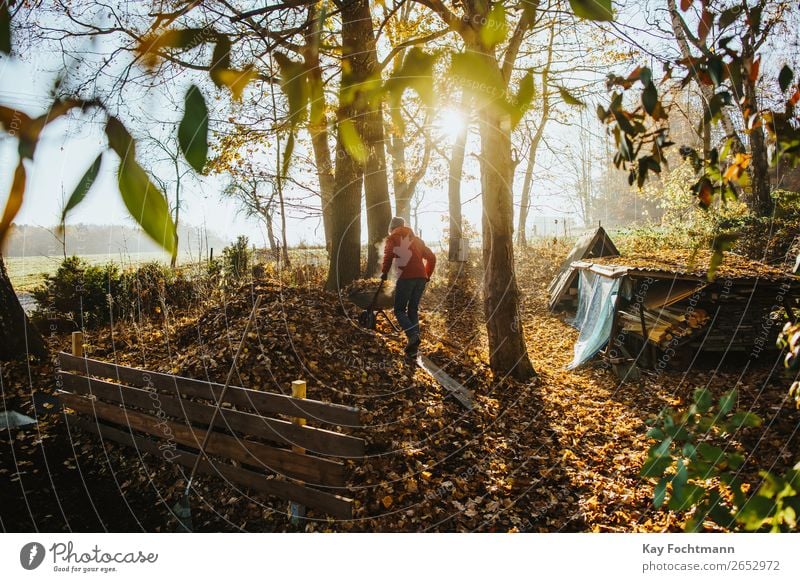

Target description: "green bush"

left=642, top=388, right=799, bottom=531
left=222, top=235, right=250, bottom=283
left=32, top=256, right=120, bottom=328
left=32, top=257, right=201, bottom=328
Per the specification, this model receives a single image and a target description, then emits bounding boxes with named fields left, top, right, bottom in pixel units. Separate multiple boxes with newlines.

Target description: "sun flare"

left=436, top=106, right=468, bottom=141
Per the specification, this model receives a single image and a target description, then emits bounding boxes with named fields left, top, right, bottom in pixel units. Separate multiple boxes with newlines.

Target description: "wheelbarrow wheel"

left=358, top=309, right=377, bottom=329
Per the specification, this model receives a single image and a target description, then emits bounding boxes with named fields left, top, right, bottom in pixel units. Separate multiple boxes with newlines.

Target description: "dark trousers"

left=394, top=277, right=427, bottom=338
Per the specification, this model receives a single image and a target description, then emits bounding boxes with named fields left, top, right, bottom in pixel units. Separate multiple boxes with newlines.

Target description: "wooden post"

left=71, top=331, right=84, bottom=357
left=289, top=379, right=307, bottom=523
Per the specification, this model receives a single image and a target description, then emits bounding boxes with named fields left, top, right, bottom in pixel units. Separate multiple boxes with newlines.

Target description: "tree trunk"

left=516, top=148, right=534, bottom=248
left=362, top=99, right=392, bottom=276
left=171, top=170, right=180, bottom=269
left=305, top=2, right=335, bottom=254
left=352, top=1, right=392, bottom=277
left=517, top=25, right=553, bottom=247
left=0, top=254, right=46, bottom=361
left=666, top=0, right=744, bottom=152
left=264, top=214, right=278, bottom=259
left=388, top=129, right=412, bottom=223
left=447, top=123, right=468, bottom=261
left=325, top=0, right=372, bottom=290
left=742, top=58, right=773, bottom=217
left=746, top=105, right=773, bottom=216
left=479, top=106, right=536, bottom=380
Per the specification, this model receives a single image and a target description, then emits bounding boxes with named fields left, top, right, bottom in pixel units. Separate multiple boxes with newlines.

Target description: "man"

left=381, top=216, right=436, bottom=355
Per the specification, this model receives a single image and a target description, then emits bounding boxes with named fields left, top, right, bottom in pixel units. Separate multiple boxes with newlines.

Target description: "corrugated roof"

left=582, top=250, right=797, bottom=283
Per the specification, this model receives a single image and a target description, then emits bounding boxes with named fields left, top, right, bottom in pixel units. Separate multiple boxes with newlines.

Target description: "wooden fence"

left=56, top=345, right=364, bottom=519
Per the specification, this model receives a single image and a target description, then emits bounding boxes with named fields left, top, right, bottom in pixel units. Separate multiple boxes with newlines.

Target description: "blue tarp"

left=568, top=270, right=620, bottom=369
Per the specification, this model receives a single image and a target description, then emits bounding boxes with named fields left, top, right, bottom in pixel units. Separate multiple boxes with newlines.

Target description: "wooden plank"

left=63, top=413, right=353, bottom=519
left=59, top=373, right=365, bottom=458
left=289, top=379, right=307, bottom=522
left=58, top=392, right=346, bottom=487
left=417, top=355, right=473, bottom=410
left=58, top=353, right=361, bottom=427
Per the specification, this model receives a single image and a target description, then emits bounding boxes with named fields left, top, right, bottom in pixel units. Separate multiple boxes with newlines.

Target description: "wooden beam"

left=58, top=372, right=365, bottom=458
left=58, top=353, right=361, bottom=427
left=63, top=414, right=353, bottom=519
left=58, top=392, right=347, bottom=487
left=71, top=332, right=83, bottom=357
left=417, top=355, right=473, bottom=410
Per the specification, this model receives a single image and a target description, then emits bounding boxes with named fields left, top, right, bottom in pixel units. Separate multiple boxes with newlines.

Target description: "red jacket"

left=381, top=226, right=436, bottom=280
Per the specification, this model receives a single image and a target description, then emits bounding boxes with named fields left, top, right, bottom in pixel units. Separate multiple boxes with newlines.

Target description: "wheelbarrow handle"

left=369, top=278, right=386, bottom=310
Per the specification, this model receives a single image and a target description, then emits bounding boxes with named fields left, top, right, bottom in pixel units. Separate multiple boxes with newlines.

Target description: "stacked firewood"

left=619, top=306, right=710, bottom=348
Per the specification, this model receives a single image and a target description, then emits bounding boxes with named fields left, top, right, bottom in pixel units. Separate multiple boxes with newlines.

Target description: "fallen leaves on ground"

left=1, top=240, right=797, bottom=532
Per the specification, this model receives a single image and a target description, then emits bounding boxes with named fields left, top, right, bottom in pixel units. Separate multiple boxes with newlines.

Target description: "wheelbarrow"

left=348, top=279, right=399, bottom=331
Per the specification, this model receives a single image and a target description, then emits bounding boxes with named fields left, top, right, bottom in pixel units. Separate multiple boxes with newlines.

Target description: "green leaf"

left=654, top=477, right=668, bottom=508
left=693, top=387, right=712, bottom=413
left=642, top=81, right=658, bottom=115
left=280, top=131, right=295, bottom=184
left=178, top=85, right=209, bottom=174
left=61, top=153, right=102, bottom=224
left=136, top=28, right=210, bottom=68
left=672, top=459, right=689, bottom=491
left=450, top=51, right=505, bottom=107
left=0, top=161, right=25, bottom=248
left=729, top=410, right=762, bottom=429
left=480, top=3, right=508, bottom=48
left=210, top=66, right=258, bottom=101
left=105, top=117, right=136, bottom=160
left=339, top=119, right=367, bottom=165
left=117, top=157, right=177, bottom=257
left=511, top=70, right=535, bottom=127
left=558, top=86, right=584, bottom=107
left=669, top=483, right=705, bottom=511
left=737, top=495, right=774, bottom=530
left=211, top=35, right=231, bottom=75
left=779, top=65, right=794, bottom=93
left=709, top=232, right=738, bottom=280
left=718, top=389, right=737, bottom=415
left=0, top=0, right=10, bottom=55
left=385, top=48, right=437, bottom=124
left=568, top=0, right=613, bottom=21
left=273, top=52, right=309, bottom=125
left=696, top=442, right=725, bottom=465
left=641, top=454, right=672, bottom=479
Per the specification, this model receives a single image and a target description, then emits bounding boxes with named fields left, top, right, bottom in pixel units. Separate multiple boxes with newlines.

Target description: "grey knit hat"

left=388, top=216, right=405, bottom=233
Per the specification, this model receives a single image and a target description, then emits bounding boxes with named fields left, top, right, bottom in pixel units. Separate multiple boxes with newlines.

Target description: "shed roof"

left=547, top=227, right=620, bottom=311
left=579, top=249, right=797, bottom=283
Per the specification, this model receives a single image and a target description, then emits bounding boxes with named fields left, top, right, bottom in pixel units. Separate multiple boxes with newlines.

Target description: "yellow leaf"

left=213, top=66, right=258, bottom=101
left=382, top=495, right=393, bottom=508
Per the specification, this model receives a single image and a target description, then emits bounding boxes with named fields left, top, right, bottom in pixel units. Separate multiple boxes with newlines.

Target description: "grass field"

left=6, top=248, right=331, bottom=292
left=5, top=252, right=182, bottom=292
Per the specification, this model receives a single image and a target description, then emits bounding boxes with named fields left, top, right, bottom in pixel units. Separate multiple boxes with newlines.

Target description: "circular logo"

left=20, top=542, right=46, bottom=570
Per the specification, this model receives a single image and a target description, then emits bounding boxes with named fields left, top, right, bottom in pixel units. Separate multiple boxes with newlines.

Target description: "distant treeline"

left=4, top=224, right=230, bottom=259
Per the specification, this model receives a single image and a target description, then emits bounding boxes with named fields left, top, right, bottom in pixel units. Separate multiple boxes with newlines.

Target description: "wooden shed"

left=556, top=247, right=799, bottom=372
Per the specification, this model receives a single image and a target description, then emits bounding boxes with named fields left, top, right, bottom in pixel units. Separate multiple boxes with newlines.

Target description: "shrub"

left=222, top=235, right=250, bottom=283
left=642, top=388, right=799, bottom=532
left=32, top=256, right=120, bottom=328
